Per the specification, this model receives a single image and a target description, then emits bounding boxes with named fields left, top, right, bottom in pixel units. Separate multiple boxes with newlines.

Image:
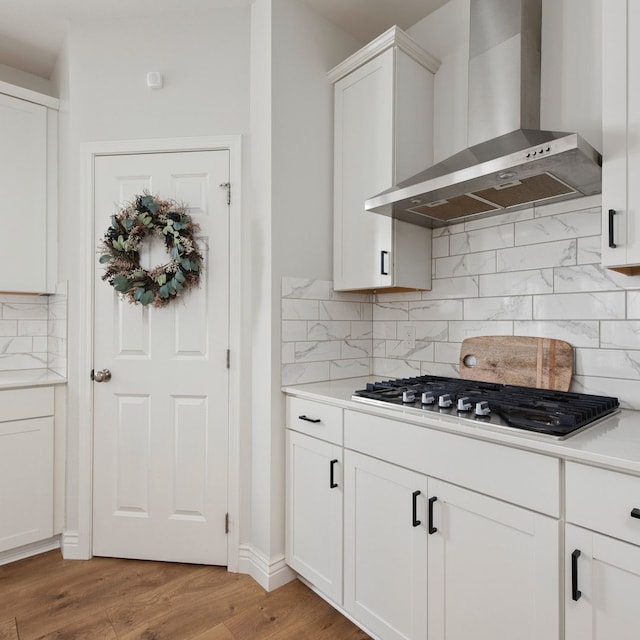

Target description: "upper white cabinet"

left=329, top=27, right=439, bottom=292
left=601, top=0, right=640, bottom=273
left=0, top=84, right=58, bottom=293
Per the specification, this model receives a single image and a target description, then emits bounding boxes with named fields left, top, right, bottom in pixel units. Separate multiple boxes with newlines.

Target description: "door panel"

left=92, top=150, right=229, bottom=565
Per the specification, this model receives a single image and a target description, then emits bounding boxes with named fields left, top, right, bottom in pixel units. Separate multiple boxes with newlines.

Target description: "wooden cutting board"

left=459, top=336, right=574, bottom=391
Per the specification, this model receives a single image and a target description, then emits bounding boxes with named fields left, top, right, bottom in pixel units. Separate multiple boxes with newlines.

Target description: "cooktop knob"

left=475, top=400, right=491, bottom=416
left=457, top=397, right=472, bottom=411
left=402, top=390, right=416, bottom=403
left=438, top=393, right=453, bottom=408
left=421, top=391, right=435, bottom=405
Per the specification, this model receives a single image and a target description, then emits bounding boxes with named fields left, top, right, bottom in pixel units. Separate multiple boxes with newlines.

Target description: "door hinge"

left=90, top=369, right=95, bottom=380
left=225, top=512, right=229, bottom=534
left=226, top=349, right=230, bottom=369
left=220, top=182, right=231, bottom=205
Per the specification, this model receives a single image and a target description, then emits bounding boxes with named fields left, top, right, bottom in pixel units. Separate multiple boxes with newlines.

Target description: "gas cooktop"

left=352, top=375, right=620, bottom=440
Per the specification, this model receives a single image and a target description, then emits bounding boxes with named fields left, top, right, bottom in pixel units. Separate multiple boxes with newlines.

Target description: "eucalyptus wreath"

left=98, top=194, right=203, bottom=307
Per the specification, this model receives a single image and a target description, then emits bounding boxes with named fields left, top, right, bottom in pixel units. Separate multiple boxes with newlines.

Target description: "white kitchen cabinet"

left=329, top=27, right=438, bottom=292
left=601, top=0, right=640, bottom=273
left=428, top=478, right=560, bottom=640
left=0, top=387, right=54, bottom=553
left=344, top=449, right=429, bottom=640
left=565, top=462, right=640, bottom=639
left=0, top=85, right=58, bottom=293
left=285, top=397, right=344, bottom=604
left=286, top=430, right=343, bottom=604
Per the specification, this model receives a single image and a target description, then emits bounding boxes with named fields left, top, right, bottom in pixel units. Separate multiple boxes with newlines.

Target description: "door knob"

left=93, top=369, right=112, bottom=383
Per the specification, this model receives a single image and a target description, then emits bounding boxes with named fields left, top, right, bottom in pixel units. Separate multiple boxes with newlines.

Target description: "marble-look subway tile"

left=282, top=343, right=295, bottom=364
left=2, top=303, right=48, bottom=320
left=350, top=321, right=374, bottom=339
left=571, top=374, right=640, bottom=410
left=600, top=321, right=640, bottom=350
left=373, top=301, right=409, bottom=321
left=435, top=251, right=496, bottom=279
left=497, top=239, right=576, bottom=272
left=34, top=337, right=48, bottom=352
left=577, top=236, right=601, bottom=265
left=0, top=294, right=43, bottom=304
left=554, top=264, right=637, bottom=293
left=628, top=291, right=640, bottom=319
left=432, top=235, right=449, bottom=258
left=372, top=357, right=420, bottom=378
left=534, top=292, right=625, bottom=320
left=282, top=321, right=308, bottom=342
left=282, top=299, right=318, bottom=320
left=373, top=339, right=386, bottom=357
left=0, top=353, right=47, bottom=370
left=294, top=340, right=341, bottom=362
left=330, top=358, right=371, bottom=380
left=423, top=276, right=479, bottom=299
left=513, top=320, right=599, bottom=348
left=450, top=225, right=514, bottom=255
left=448, top=321, right=513, bottom=343
left=373, top=321, right=397, bottom=339
left=420, top=362, right=459, bottom=377
left=534, top=194, right=601, bottom=218
left=479, top=269, right=553, bottom=297
left=307, top=321, right=351, bottom=341
left=330, top=289, right=372, bottom=303
left=282, top=277, right=331, bottom=300
left=319, top=300, right=367, bottom=321
left=515, top=208, right=601, bottom=245
left=385, top=339, right=435, bottom=361
left=432, top=222, right=465, bottom=237
left=464, top=296, right=532, bottom=321
left=17, top=320, right=47, bottom=337
left=407, top=321, right=448, bottom=342
left=375, top=291, right=422, bottom=303
left=464, top=207, right=534, bottom=231
left=409, top=299, right=463, bottom=321
left=342, top=339, right=373, bottom=359
left=434, top=341, right=461, bottom=364
left=575, top=347, right=640, bottom=379
left=282, top=362, right=330, bottom=386
left=0, top=337, right=33, bottom=354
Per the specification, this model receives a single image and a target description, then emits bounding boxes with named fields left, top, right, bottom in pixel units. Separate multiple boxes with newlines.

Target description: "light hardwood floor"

left=0, top=550, right=371, bottom=640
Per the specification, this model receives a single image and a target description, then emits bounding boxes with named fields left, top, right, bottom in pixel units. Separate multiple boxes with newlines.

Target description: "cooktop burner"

left=352, top=375, right=620, bottom=439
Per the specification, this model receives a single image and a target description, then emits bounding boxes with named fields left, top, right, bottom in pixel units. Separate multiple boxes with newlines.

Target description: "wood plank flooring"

left=0, top=550, right=371, bottom=640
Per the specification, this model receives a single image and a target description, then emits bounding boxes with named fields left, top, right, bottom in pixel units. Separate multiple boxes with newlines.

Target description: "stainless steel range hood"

left=365, top=0, right=602, bottom=228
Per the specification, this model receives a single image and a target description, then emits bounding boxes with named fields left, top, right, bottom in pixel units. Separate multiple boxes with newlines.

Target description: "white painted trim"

left=327, top=25, right=440, bottom=83
left=0, top=535, right=60, bottom=566
left=237, top=544, right=297, bottom=592
left=76, top=135, right=242, bottom=569
left=61, top=530, right=82, bottom=559
left=46, top=108, right=58, bottom=294
left=0, top=80, right=59, bottom=109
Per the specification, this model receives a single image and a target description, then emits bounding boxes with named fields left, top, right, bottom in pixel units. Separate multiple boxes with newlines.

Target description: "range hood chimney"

left=365, top=0, right=602, bottom=227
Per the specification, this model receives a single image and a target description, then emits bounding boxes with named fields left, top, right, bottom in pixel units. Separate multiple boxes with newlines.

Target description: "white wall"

left=54, top=6, right=252, bottom=557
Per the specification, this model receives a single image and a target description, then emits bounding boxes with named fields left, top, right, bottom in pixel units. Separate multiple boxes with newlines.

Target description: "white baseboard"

left=60, top=530, right=91, bottom=560
left=237, top=544, right=296, bottom=591
left=0, top=536, right=61, bottom=566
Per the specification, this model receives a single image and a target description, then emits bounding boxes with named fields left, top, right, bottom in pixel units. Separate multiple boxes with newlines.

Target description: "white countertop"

left=0, top=368, right=67, bottom=389
left=283, top=377, right=640, bottom=476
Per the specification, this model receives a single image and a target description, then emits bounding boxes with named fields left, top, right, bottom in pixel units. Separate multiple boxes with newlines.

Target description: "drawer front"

left=0, top=386, right=54, bottom=423
left=286, top=396, right=343, bottom=444
left=344, top=409, right=560, bottom=517
left=566, top=461, right=640, bottom=545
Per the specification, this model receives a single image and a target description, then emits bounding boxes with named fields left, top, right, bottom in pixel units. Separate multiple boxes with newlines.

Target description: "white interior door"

left=92, top=150, right=230, bottom=565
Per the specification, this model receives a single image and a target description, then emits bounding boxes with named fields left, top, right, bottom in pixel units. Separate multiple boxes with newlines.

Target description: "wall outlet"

left=401, top=325, right=416, bottom=350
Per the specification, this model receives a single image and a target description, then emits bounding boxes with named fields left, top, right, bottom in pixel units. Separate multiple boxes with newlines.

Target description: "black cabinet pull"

left=571, top=549, right=582, bottom=601
left=329, top=459, right=338, bottom=489
left=609, top=209, right=617, bottom=248
left=631, top=508, right=640, bottom=520
left=298, top=415, right=321, bottom=424
left=428, top=496, right=438, bottom=534
left=412, top=490, right=421, bottom=527
left=380, top=250, right=389, bottom=275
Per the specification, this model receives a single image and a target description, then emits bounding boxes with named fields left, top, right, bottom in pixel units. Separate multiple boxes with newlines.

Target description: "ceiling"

left=0, top=0, right=448, bottom=79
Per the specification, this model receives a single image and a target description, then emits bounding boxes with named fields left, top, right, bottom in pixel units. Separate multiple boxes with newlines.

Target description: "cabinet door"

left=0, top=93, right=48, bottom=292
left=0, top=417, right=54, bottom=552
left=427, top=479, right=560, bottom=640
left=344, top=449, right=428, bottom=640
left=566, top=524, right=640, bottom=640
left=334, top=48, right=395, bottom=291
left=286, top=430, right=343, bottom=604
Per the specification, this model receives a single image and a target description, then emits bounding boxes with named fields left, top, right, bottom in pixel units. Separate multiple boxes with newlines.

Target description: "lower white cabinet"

left=344, top=450, right=428, bottom=640
left=0, top=386, right=55, bottom=553
left=286, top=429, right=343, bottom=604
left=343, top=450, right=559, bottom=640
left=565, top=524, right=640, bottom=640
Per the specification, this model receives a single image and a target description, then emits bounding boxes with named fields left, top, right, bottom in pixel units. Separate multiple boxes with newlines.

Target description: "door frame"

left=73, top=136, right=242, bottom=570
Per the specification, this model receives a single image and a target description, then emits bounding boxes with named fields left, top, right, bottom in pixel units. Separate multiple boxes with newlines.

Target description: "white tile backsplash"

left=281, top=197, right=640, bottom=409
